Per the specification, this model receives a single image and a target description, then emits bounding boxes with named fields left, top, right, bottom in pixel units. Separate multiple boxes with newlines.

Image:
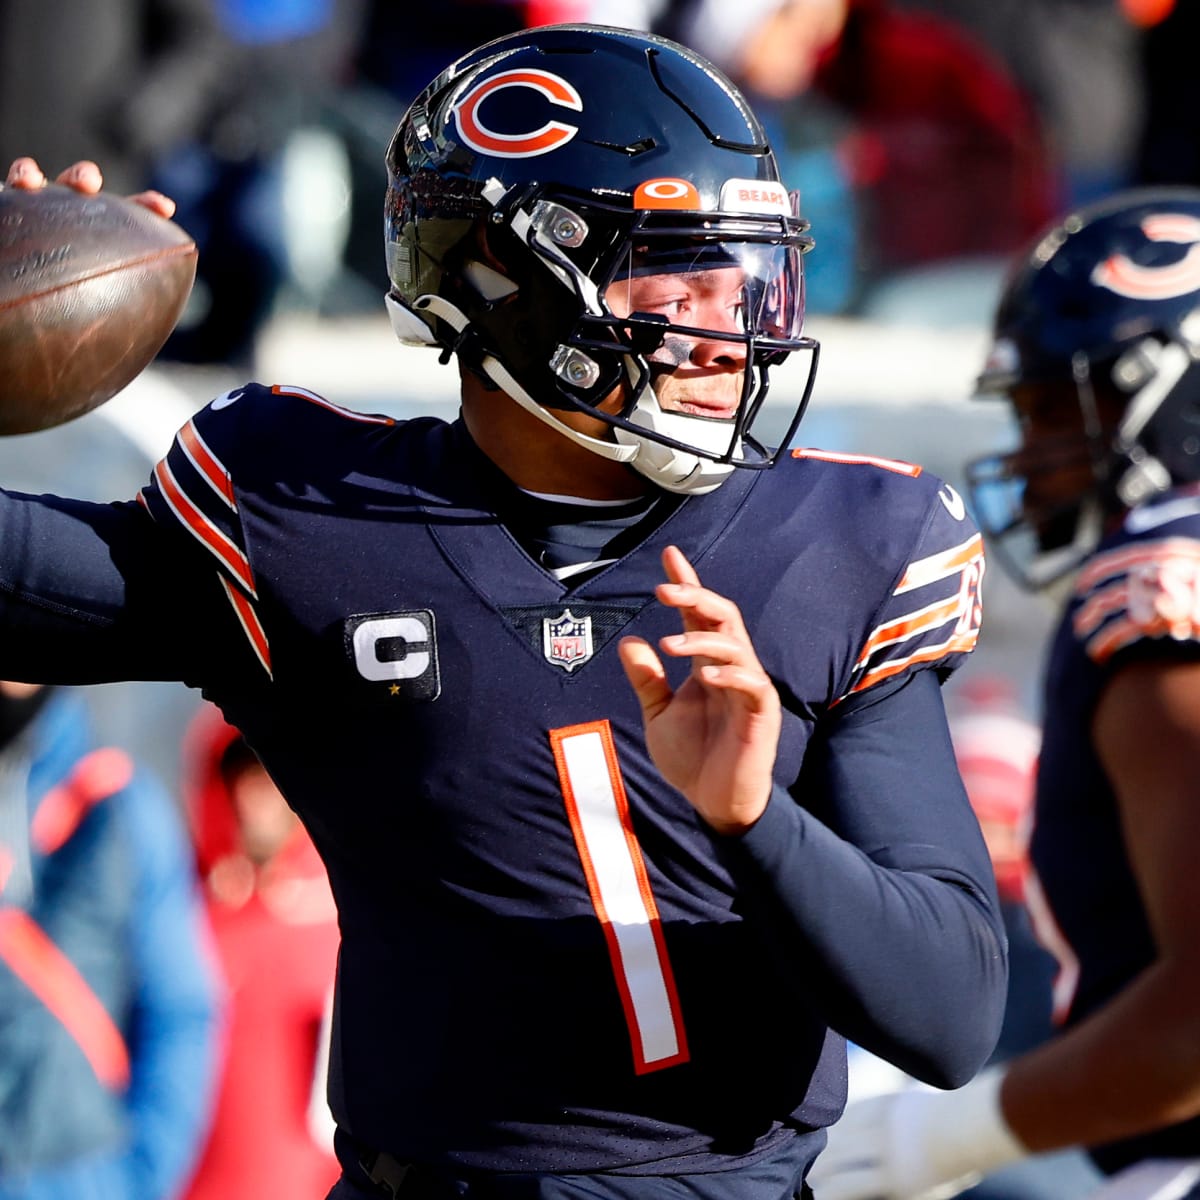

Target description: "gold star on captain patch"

left=389, top=684, right=401, bottom=696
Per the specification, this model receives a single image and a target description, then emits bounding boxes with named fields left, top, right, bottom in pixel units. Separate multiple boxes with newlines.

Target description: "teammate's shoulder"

left=1070, top=489, right=1200, bottom=664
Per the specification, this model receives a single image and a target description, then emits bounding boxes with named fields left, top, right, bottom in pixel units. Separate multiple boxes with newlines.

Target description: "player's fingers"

left=618, top=636, right=673, bottom=721
left=657, top=580, right=751, bottom=641
left=127, top=188, right=176, bottom=219
left=54, top=161, right=103, bottom=193
left=697, top=663, right=779, bottom=713
left=662, top=544, right=702, bottom=588
left=661, top=630, right=772, bottom=699
left=660, top=629, right=758, bottom=667
left=5, top=157, right=47, bottom=189
left=660, top=546, right=759, bottom=643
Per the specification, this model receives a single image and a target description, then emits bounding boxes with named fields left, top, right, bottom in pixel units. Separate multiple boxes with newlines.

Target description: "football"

left=0, top=184, right=197, bottom=435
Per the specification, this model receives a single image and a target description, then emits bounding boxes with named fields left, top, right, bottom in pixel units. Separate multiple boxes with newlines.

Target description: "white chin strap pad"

left=615, top=394, right=738, bottom=495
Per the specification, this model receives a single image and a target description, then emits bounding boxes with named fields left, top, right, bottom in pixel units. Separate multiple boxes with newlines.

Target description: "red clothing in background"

left=182, top=711, right=341, bottom=1200
left=815, top=0, right=1059, bottom=271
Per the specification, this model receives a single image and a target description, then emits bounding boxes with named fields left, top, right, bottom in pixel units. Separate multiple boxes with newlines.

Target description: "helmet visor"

left=603, top=234, right=806, bottom=347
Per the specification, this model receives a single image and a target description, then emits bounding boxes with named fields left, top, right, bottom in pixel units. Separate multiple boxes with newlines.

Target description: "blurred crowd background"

left=0, top=1, right=1195, bottom=1197
left=4, top=0, right=1194, bottom=364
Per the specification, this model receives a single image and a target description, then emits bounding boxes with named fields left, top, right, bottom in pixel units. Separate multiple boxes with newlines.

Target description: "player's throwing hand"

left=618, top=544, right=781, bottom=836
left=4, top=156, right=176, bottom=219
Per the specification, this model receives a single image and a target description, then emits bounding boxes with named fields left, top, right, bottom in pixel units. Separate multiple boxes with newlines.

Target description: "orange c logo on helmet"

left=633, top=179, right=702, bottom=210
left=1092, top=214, right=1200, bottom=300
left=453, top=68, right=582, bottom=159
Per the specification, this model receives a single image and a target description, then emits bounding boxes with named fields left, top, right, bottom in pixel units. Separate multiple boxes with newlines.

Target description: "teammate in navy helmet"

left=2, top=24, right=1005, bottom=1200
left=812, top=188, right=1200, bottom=1200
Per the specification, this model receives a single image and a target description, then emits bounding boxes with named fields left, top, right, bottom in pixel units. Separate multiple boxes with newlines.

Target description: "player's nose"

left=687, top=331, right=747, bottom=368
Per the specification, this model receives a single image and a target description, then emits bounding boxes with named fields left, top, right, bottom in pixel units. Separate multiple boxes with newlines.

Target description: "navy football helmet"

left=965, top=186, right=1200, bottom=589
left=384, top=23, right=818, bottom=494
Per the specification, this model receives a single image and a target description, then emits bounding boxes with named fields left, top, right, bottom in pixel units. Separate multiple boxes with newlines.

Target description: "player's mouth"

left=671, top=399, right=738, bottom=419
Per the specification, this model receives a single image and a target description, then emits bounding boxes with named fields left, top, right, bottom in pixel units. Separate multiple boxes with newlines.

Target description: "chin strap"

left=615, top=395, right=738, bottom=495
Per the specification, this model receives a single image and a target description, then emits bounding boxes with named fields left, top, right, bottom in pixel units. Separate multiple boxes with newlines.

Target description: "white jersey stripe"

left=551, top=721, right=688, bottom=1074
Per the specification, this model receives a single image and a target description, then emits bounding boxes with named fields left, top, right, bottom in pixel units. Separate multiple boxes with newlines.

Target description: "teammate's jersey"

left=1033, top=487, right=1200, bottom=1173
left=0, top=385, right=1003, bottom=1179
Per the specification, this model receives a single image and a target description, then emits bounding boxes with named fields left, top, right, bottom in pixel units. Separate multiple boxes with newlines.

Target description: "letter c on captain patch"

left=453, top=68, right=582, bottom=158
left=346, top=610, right=441, bottom=701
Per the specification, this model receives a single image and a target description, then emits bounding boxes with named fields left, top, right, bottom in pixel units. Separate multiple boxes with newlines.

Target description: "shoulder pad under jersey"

left=1070, top=491, right=1200, bottom=665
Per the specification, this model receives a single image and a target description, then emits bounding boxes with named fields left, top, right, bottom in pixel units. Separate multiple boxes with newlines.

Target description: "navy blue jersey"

left=0, top=385, right=1005, bottom=1180
left=1033, top=489, right=1200, bottom=1173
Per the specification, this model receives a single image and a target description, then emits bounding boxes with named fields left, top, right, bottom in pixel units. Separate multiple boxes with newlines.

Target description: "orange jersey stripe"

left=179, top=420, right=236, bottom=510
left=791, top=447, right=922, bottom=477
left=854, top=595, right=961, bottom=669
left=896, top=534, right=984, bottom=594
left=219, top=575, right=273, bottom=678
left=1075, top=538, right=1200, bottom=592
left=153, top=458, right=256, bottom=596
left=846, top=631, right=980, bottom=696
left=273, top=385, right=396, bottom=425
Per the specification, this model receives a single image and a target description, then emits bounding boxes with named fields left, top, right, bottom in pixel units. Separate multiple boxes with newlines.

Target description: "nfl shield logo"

left=543, top=609, right=594, bottom=672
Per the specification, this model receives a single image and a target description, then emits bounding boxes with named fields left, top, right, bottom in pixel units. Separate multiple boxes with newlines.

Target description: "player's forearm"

left=1000, top=957, right=1200, bottom=1152
left=0, top=488, right=222, bottom=684
left=733, top=789, right=1007, bottom=1087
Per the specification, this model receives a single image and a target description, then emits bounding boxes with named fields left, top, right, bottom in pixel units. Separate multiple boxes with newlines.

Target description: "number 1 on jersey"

left=549, top=720, right=690, bottom=1074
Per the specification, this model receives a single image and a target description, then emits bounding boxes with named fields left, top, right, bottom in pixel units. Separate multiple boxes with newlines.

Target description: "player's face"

left=1011, top=383, right=1095, bottom=510
left=604, top=266, right=749, bottom=418
left=1007, top=378, right=1122, bottom=548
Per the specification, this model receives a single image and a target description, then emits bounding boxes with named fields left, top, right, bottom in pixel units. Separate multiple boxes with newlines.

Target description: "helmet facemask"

left=965, top=334, right=1200, bottom=591
left=963, top=185, right=1200, bottom=591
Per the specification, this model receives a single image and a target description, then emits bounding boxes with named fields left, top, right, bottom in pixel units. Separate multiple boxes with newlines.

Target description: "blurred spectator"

left=652, top=0, right=1059, bottom=311
left=181, top=708, right=340, bottom=1200
left=947, top=682, right=1054, bottom=1063
left=894, top=0, right=1143, bottom=205
left=1132, top=1, right=1200, bottom=188
left=0, top=0, right=227, bottom=196
left=153, top=0, right=369, bottom=367
left=0, top=0, right=367, bottom=367
left=0, top=682, right=221, bottom=1198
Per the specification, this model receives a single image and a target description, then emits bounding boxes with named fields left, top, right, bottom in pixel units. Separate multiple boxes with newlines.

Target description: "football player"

left=809, top=189, right=1200, bottom=1200
left=1, top=24, right=1006, bottom=1200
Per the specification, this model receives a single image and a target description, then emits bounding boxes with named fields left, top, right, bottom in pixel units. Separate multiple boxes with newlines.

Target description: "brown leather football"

left=0, top=184, right=197, bottom=435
